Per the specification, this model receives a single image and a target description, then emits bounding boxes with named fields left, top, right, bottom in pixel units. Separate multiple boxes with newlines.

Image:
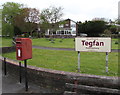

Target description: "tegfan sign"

left=75, top=37, right=111, bottom=52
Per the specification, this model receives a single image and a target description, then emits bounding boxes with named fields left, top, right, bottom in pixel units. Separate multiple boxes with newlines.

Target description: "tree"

left=2, top=2, right=23, bottom=37
left=14, top=8, right=40, bottom=37
left=109, top=25, right=117, bottom=34
left=40, top=6, right=64, bottom=35
left=78, top=20, right=107, bottom=37
left=2, top=2, right=40, bottom=37
left=40, top=6, right=63, bottom=24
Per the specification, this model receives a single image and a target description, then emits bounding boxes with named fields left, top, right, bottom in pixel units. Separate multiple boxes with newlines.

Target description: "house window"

left=61, top=31, right=64, bottom=34
left=69, top=32, right=71, bottom=34
left=65, top=31, right=66, bottom=34
left=72, top=31, right=76, bottom=34
left=66, top=31, right=68, bottom=34
left=65, top=24, right=69, bottom=27
left=57, top=30, right=60, bottom=35
left=68, top=30, right=71, bottom=34
left=53, top=31, right=56, bottom=35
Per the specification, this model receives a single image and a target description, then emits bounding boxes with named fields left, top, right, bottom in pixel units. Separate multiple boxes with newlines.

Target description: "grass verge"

left=2, top=48, right=118, bottom=76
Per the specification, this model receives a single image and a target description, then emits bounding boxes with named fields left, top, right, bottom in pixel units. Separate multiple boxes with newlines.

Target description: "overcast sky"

left=0, top=0, right=119, bottom=22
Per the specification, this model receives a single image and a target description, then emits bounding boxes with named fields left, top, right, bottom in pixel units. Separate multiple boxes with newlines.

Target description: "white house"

left=45, top=19, right=78, bottom=36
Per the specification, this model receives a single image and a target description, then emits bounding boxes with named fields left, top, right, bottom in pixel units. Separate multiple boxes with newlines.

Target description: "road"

left=32, top=46, right=120, bottom=52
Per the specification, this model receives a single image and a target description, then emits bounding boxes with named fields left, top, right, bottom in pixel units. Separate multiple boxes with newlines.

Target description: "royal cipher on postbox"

left=16, top=38, right=32, bottom=61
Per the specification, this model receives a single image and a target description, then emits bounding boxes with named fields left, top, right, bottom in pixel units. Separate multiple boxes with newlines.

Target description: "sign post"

left=106, top=52, right=109, bottom=73
left=75, top=37, right=111, bottom=73
left=78, top=51, right=80, bottom=72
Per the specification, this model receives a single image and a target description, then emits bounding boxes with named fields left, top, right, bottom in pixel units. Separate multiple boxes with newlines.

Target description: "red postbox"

left=16, top=38, right=32, bottom=61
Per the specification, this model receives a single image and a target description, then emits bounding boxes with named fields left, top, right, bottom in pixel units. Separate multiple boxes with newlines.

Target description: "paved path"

left=0, top=58, right=53, bottom=94
left=33, top=46, right=120, bottom=52
left=2, top=73, right=52, bottom=94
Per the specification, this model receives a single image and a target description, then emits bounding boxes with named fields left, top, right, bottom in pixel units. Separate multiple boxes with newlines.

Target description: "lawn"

left=32, top=38, right=75, bottom=48
left=112, top=38, right=119, bottom=49
left=1, top=37, right=13, bottom=47
left=1, top=37, right=119, bottom=49
left=32, top=38, right=119, bottom=49
left=2, top=48, right=118, bottom=76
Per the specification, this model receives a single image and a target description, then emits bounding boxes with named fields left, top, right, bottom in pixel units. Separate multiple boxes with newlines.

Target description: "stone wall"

left=1, top=46, right=15, bottom=53
left=1, top=58, right=119, bottom=94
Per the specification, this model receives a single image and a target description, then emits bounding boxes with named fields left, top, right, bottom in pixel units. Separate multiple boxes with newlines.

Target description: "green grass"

left=32, top=38, right=119, bottom=49
left=112, top=39, right=119, bottom=49
left=32, top=38, right=75, bottom=48
left=2, top=49, right=118, bottom=76
left=1, top=37, right=13, bottom=47
left=1, top=37, right=119, bottom=49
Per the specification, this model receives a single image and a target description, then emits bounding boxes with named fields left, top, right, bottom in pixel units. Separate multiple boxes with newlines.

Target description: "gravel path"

left=33, top=46, right=120, bottom=52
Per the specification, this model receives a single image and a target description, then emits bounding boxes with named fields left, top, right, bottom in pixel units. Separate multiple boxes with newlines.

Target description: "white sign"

left=75, top=37, right=111, bottom=52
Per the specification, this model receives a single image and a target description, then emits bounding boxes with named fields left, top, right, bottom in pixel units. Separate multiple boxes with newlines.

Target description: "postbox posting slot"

left=16, top=41, right=22, bottom=44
